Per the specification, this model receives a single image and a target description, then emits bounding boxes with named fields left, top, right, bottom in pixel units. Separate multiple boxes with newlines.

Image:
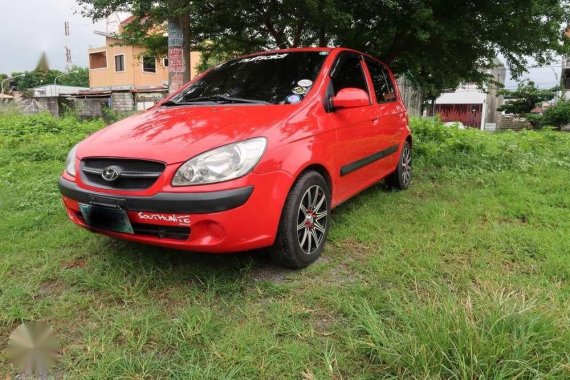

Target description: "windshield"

left=171, top=51, right=328, bottom=105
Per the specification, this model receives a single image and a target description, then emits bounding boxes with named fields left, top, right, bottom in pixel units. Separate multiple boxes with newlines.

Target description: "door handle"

left=372, top=117, right=380, bottom=126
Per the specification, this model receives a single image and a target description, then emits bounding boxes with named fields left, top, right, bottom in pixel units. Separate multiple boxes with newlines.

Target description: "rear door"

left=326, top=52, right=384, bottom=202
left=364, top=58, right=407, bottom=172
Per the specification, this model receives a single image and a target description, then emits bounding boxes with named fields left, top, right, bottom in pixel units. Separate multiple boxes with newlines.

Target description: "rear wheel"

left=385, top=141, right=412, bottom=190
left=270, top=171, right=330, bottom=268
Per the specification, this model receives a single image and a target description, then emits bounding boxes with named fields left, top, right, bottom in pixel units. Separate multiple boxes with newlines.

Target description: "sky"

left=0, top=0, right=106, bottom=74
left=0, top=0, right=563, bottom=89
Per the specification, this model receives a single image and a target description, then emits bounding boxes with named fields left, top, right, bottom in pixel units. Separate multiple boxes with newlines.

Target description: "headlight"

left=172, top=138, right=267, bottom=186
left=65, top=144, right=78, bottom=176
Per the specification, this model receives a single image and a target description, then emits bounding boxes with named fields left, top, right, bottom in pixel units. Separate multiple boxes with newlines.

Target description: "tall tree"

left=35, top=51, right=50, bottom=72
left=76, top=0, right=570, bottom=94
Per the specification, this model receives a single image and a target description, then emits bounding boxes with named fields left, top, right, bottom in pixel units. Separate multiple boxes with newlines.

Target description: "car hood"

left=78, top=105, right=293, bottom=164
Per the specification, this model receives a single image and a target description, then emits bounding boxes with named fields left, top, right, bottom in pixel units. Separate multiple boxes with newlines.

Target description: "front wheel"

left=270, top=171, right=331, bottom=268
left=385, top=141, right=412, bottom=190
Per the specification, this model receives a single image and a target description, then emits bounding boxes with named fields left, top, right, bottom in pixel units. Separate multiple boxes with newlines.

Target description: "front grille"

left=75, top=212, right=190, bottom=241
left=131, top=223, right=190, bottom=240
left=81, top=158, right=166, bottom=190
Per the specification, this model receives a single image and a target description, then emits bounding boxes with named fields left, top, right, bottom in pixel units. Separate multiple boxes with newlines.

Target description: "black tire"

left=270, top=171, right=331, bottom=268
left=385, top=141, right=412, bottom=190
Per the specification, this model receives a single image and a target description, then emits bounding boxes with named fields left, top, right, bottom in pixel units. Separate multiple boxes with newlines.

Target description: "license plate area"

left=79, top=204, right=134, bottom=234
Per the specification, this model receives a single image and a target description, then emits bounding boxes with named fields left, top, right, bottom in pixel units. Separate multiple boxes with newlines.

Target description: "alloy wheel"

left=296, top=185, right=328, bottom=254
left=401, top=145, right=412, bottom=186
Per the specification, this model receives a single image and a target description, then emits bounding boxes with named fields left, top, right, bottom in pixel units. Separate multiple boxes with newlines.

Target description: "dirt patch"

left=250, top=263, right=293, bottom=283
left=33, top=279, right=66, bottom=301
left=62, top=258, right=87, bottom=270
left=333, top=238, right=372, bottom=260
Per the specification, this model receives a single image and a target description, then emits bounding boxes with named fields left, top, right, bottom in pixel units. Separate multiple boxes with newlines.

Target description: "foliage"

left=410, top=116, right=570, bottom=173
left=525, top=112, right=545, bottom=129
left=76, top=0, right=570, bottom=95
left=541, top=100, right=570, bottom=129
left=196, top=48, right=240, bottom=73
left=9, top=66, right=89, bottom=92
left=101, top=107, right=138, bottom=124
left=60, top=67, right=90, bottom=87
left=498, top=80, right=558, bottom=115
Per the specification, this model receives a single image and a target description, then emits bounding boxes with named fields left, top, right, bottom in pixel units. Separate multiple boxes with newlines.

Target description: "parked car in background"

left=59, top=47, right=412, bottom=268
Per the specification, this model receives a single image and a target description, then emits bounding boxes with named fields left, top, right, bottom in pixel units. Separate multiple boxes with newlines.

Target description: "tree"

left=76, top=0, right=570, bottom=94
left=8, top=66, right=89, bottom=92
left=36, top=52, right=50, bottom=72
left=59, top=67, right=90, bottom=87
left=498, top=80, right=558, bottom=115
left=10, top=70, right=60, bottom=91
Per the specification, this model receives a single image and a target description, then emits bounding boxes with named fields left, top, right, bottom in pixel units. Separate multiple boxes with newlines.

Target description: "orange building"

left=88, top=16, right=201, bottom=90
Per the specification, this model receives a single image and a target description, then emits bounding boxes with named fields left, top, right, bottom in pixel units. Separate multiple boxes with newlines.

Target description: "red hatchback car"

left=59, top=47, right=412, bottom=268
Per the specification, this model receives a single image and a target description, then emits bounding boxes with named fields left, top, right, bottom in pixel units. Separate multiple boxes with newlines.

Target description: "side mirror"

left=331, top=88, right=370, bottom=110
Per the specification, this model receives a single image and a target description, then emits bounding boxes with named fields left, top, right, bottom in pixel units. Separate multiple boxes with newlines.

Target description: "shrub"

left=541, top=100, right=570, bottom=130
left=0, top=112, right=104, bottom=164
left=410, top=117, right=570, bottom=176
left=101, top=107, right=138, bottom=125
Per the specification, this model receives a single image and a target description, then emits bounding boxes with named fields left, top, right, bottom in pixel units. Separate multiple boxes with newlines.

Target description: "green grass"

left=1, top=112, right=570, bottom=378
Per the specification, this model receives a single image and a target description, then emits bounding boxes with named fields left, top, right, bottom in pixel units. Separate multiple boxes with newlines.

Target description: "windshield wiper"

left=161, top=100, right=181, bottom=107
left=182, top=95, right=270, bottom=104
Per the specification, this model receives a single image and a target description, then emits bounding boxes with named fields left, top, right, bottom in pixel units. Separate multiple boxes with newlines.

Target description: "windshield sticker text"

left=239, top=54, right=289, bottom=63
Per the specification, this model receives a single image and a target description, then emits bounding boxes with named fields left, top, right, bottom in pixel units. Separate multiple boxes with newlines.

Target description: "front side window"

left=330, top=53, right=369, bottom=96
left=366, top=59, right=396, bottom=103
left=143, top=56, right=156, bottom=73
left=115, top=55, right=125, bottom=72
left=172, top=52, right=328, bottom=105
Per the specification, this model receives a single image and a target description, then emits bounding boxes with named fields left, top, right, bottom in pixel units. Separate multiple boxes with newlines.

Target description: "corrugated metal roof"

left=435, top=89, right=486, bottom=105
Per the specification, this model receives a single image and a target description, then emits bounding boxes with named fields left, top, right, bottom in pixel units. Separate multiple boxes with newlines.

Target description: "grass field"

left=1, top=113, right=570, bottom=378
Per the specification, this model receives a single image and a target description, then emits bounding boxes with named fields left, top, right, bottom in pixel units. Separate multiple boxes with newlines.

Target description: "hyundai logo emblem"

left=101, top=166, right=121, bottom=182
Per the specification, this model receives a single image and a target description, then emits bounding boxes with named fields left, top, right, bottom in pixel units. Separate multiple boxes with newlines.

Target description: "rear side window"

left=331, top=54, right=369, bottom=96
left=366, top=59, right=396, bottom=103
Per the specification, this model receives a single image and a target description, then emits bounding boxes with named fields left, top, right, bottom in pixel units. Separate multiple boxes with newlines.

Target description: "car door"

left=326, top=52, right=384, bottom=202
left=363, top=58, right=407, bottom=174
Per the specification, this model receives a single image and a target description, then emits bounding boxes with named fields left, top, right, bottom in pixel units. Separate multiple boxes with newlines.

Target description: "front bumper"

left=59, top=177, right=254, bottom=214
left=58, top=171, right=292, bottom=253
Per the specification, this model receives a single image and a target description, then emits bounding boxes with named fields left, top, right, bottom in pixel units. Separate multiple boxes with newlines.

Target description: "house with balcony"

left=86, top=14, right=201, bottom=111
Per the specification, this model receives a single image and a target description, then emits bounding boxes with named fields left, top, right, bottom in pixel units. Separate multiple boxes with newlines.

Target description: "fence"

left=397, top=77, right=422, bottom=117
left=496, top=113, right=530, bottom=130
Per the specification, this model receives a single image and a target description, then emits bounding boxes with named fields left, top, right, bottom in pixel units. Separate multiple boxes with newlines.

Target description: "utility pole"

left=167, top=1, right=190, bottom=94
left=64, top=21, right=73, bottom=72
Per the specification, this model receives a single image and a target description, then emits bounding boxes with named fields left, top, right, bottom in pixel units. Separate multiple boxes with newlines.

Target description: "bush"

left=410, top=117, right=570, bottom=176
left=101, top=107, right=138, bottom=125
left=541, top=101, right=570, bottom=129
left=0, top=112, right=104, bottom=163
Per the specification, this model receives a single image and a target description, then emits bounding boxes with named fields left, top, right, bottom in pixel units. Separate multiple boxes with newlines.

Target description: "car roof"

left=241, top=47, right=385, bottom=65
